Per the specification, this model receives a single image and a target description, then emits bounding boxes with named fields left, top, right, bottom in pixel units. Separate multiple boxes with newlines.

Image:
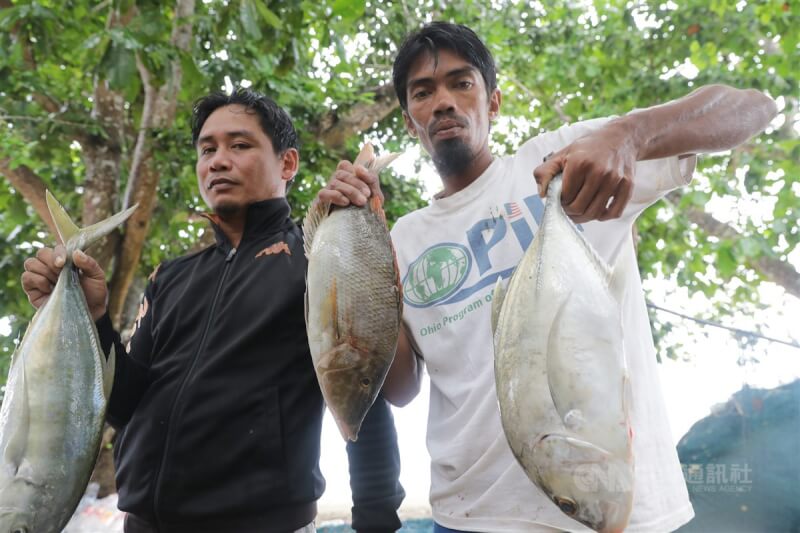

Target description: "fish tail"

left=354, top=142, right=375, bottom=168
left=45, top=190, right=138, bottom=253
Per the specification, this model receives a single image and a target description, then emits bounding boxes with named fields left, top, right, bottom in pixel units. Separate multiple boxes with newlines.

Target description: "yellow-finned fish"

left=0, top=191, right=136, bottom=533
left=493, top=176, right=634, bottom=533
left=303, top=143, right=402, bottom=441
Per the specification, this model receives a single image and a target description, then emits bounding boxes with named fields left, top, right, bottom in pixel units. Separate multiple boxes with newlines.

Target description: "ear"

left=402, top=110, right=418, bottom=138
left=489, top=88, right=502, bottom=121
left=280, top=148, right=300, bottom=182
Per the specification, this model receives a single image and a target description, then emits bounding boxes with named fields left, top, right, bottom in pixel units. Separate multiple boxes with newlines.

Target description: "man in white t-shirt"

left=316, top=22, right=776, bottom=533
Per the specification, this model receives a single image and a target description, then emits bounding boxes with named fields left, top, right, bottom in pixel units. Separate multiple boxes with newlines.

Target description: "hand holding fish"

left=22, top=245, right=108, bottom=321
left=533, top=123, right=635, bottom=225
left=316, top=155, right=384, bottom=208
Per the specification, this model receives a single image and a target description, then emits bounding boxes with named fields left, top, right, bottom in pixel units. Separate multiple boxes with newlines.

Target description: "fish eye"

left=13, top=528, right=28, bottom=533
left=554, top=496, right=578, bottom=516
left=359, top=377, right=371, bottom=388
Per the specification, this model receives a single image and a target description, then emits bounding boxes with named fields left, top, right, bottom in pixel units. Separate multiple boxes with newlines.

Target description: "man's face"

left=195, top=104, right=297, bottom=215
left=402, top=49, right=500, bottom=177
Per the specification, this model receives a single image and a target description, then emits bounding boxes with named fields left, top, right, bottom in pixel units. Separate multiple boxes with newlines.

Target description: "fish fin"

left=330, top=278, right=340, bottom=341
left=367, top=193, right=387, bottom=223
left=302, top=200, right=331, bottom=258
left=45, top=190, right=80, bottom=245
left=103, top=344, right=116, bottom=401
left=490, top=276, right=507, bottom=335
left=2, top=348, right=30, bottom=473
left=545, top=290, right=573, bottom=421
left=391, top=242, right=403, bottom=317
left=46, top=190, right=138, bottom=252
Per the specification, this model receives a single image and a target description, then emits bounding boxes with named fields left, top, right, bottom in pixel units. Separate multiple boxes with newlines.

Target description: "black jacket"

left=98, top=198, right=404, bottom=532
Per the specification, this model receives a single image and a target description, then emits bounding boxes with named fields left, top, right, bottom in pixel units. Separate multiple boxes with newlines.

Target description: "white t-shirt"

left=391, top=118, right=696, bottom=532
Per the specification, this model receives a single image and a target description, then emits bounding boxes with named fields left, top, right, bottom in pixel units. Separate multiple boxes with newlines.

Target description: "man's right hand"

left=21, top=246, right=109, bottom=321
left=316, top=159, right=384, bottom=208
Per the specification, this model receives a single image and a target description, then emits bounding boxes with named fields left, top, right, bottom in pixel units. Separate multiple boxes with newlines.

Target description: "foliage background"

left=0, top=1, right=797, bottom=374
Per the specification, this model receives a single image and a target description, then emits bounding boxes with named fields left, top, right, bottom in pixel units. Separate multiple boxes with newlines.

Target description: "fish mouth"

left=207, top=177, right=237, bottom=190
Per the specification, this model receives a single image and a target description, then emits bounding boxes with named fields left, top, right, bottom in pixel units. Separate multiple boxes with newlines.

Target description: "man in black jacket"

left=20, top=88, right=405, bottom=533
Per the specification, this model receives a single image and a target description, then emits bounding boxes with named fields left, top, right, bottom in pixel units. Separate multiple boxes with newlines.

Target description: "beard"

left=431, top=138, right=474, bottom=178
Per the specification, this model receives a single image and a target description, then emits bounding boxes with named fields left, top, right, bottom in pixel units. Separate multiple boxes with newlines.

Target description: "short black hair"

left=392, top=22, right=497, bottom=110
left=191, top=88, right=299, bottom=154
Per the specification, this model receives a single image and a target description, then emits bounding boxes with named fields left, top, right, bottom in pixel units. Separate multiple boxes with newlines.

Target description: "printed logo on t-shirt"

left=402, top=243, right=471, bottom=308
left=401, top=192, right=578, bottom=310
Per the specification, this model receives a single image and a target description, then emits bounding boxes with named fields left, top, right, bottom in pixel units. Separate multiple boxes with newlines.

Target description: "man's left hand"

left=533, top=124, right=636, bottom=223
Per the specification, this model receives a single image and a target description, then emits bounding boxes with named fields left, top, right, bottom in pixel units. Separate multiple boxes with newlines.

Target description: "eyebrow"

left=196, top=130, right=257, bottom=145
left=407, top=66, right=478, bottom=90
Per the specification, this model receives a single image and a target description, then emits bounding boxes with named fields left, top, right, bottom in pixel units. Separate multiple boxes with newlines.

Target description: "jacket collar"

left=202, top=197, right=292, bottom=250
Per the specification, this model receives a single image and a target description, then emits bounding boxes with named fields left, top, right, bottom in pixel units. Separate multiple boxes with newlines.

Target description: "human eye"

left=232, top=142, right=251, bottom=150
left=456, top=79, right=474, bottom=90
left=411, top=88, right=430, bottom=100
left=200, top=146, right=215, bottom=155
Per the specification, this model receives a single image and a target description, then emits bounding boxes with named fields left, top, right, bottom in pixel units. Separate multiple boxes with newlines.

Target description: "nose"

left=432, top=88, right=456, bottom=116
left=209, top=148, right=231, bottom=171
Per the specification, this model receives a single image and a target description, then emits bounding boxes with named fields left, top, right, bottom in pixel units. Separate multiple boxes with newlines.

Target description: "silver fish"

left=493, top=177, right=634, bottom=533
left=0, top=191, right=136, bottom=533
left=303, top=143, right=402, bottom=441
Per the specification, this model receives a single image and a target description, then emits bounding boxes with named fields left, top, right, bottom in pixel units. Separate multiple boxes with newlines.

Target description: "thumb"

left=73, top=250, right=105, bottom=281
left=532, top=155, right=565, bottom=198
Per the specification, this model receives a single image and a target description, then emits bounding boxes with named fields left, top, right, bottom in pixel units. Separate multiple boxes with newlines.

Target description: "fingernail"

left=357, top=194, right=367, bottom=205
left=75, top=250, right=86, bottom=260
left=54, top=256, right=65, bottom=267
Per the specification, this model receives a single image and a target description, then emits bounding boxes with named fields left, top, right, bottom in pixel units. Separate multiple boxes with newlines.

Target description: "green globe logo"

left=403, top=243, right=471, bottom=307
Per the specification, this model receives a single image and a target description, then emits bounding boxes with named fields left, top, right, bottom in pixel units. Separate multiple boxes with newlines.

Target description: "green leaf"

left=735, top=237, right=761, bottom=258
left=179, top=51, right=205, bottom=100
left=332, top=0, right=366, bottom=22
left=254, top=0, right=282, bottom=29
left=716, top=244, right=739, bottom=278
left=240, top=0, right=262, bottom=39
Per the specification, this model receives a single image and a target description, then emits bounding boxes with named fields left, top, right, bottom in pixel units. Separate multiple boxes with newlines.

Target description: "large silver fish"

left=303, top=143, right=402, bottom=441
left=0, top=192, right=136, bottom=533
left=493, top=177, right=634, bottom=533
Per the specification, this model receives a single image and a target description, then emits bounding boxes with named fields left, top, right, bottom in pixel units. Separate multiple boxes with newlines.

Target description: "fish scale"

left=493, top=177, right=634, bottom=533
left=304, top=143, right=402, bottom=442
left=0, top=191, right=135, bottom=533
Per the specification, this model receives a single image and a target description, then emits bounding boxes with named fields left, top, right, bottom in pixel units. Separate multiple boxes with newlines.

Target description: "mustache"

left=428, top=114, right=468, bottom=136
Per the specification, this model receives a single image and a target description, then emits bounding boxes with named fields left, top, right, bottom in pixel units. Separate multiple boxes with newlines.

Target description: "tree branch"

left=665, top=190, right=800, bottom=299
left=0, top=159, right=56, bottom=236
left=316, top=84, right=399, bottom=150
left=107, top=0, right=196, bottom=327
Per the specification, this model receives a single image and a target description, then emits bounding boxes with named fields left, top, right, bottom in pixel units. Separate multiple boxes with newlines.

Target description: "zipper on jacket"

left=151, top=246, right=238, bottom=530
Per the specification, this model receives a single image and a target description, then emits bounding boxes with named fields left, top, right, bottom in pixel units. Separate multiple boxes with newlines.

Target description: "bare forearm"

left=610, top=84, right=777, bottom=161
left=382, top=327, right=422, bottom=407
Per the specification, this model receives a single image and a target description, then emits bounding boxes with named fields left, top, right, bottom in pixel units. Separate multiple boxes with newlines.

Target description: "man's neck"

left=214, top=212, right=246, bottom=248
left=437, top=149, right=494, bottom=199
